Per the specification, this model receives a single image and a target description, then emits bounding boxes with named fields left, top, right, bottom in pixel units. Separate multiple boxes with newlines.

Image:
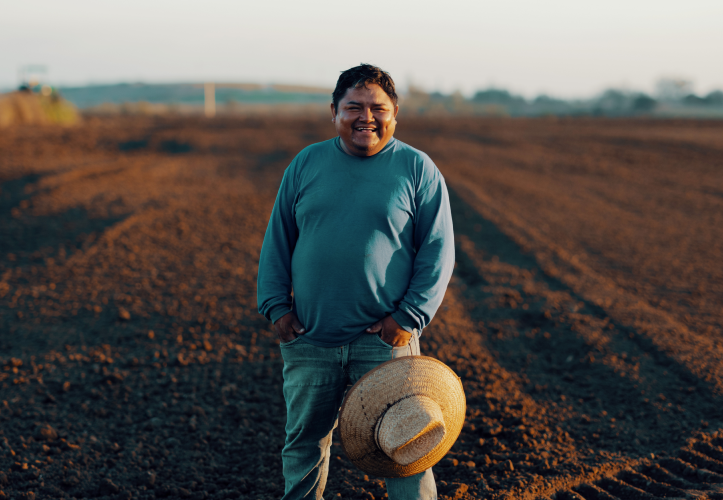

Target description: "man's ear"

left=330, top=103, right=337, bottom=123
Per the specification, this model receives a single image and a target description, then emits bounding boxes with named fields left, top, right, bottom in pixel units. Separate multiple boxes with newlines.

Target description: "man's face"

left=331, top=83, right=399, bottom=157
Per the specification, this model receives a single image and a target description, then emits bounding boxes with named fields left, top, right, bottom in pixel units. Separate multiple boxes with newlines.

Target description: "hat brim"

left=339, top=355, right=466, bottom=478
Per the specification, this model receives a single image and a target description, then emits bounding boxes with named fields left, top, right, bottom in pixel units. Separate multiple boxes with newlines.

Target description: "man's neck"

left=337, top=137, right=393, bottom=157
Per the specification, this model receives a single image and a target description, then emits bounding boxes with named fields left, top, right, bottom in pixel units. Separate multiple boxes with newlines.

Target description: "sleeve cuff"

left=269, top=304, right=292, bottom=324
left=391, top=309, right=419, bottom=334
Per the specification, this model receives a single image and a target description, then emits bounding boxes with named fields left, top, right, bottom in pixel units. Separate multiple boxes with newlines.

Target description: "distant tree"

left=594, top=89, right=630, bottom=115
left=472, top=88, right=526, bottom=105
left=704, top=90, right=723, bottom=106
left=631, top=93, right=657, bottom=113
left=682, top=94, right=706, bottom=106
left=533, top=94, right=566, bottom=105
left=406, top=84, right=429, bottom=99
left=656, top=78, right=694, bottom=102
left=529, top=94, right=573, bottom=116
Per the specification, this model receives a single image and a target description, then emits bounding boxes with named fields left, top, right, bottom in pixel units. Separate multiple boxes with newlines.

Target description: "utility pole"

left=204, top=82, right=216, bottom=118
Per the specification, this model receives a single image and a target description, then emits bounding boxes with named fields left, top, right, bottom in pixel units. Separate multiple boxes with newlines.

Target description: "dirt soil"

left=1, top=116, right=722, bottom=500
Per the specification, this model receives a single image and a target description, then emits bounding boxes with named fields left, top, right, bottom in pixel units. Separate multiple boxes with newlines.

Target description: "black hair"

left=332, top=64, right=398, bottom=110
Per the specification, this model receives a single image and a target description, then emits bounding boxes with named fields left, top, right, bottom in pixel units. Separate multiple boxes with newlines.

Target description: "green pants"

left=279, top=332, right=436, bottom=499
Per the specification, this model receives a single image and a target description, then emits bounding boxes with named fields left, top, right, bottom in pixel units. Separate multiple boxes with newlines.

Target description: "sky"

left=2, top=0, right=722, bottom=99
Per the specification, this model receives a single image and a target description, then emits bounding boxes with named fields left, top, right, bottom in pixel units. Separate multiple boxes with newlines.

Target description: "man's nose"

left=360, top=107, right=373, bottom=121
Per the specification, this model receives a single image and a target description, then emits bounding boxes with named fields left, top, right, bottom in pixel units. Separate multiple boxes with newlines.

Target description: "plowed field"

left=1, top=116, right=722, bottom=500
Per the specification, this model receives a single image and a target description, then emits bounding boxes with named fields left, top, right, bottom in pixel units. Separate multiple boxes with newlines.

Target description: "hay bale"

left=0, top=91, right=79, bottom=127
left=0, top=91, right=46, bottom=126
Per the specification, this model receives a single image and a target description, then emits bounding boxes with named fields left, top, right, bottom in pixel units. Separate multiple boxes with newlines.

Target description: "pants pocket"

left=384, top=329, right=421, bottom=359
left=280, top=336, right=303, bottom=347
left=373, top=334, right=394, bottom=349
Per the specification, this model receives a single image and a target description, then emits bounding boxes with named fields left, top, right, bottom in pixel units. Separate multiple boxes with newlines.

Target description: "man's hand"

left=274, top=312, right=306, bottom=344
left=366, top=315, right=411, bottom=347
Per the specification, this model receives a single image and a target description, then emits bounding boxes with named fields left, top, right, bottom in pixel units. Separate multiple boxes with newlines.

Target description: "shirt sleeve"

left=257, top=163, right=299, bottom=324
left=391, top=162, right=455, bottom=333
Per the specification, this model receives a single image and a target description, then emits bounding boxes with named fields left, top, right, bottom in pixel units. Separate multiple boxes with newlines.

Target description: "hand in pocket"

left=366, top=315, right=411, bottom=347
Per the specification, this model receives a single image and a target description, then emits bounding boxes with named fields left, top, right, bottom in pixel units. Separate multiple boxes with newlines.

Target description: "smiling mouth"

left=354, top=127, right=377, bottom=132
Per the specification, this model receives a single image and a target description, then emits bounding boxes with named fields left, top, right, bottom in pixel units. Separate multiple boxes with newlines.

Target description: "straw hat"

left=339, top=356, right=466, bottom=478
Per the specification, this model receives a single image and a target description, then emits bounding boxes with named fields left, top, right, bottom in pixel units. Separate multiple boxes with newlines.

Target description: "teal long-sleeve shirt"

left=257, top=137, right=454, bottom=347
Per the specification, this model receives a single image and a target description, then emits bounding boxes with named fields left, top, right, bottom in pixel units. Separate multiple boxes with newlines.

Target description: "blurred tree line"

left=402, top=78, right=723, bottom=118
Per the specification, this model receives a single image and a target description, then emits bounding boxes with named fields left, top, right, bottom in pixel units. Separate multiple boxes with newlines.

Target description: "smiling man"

left=258, top=64, right=455, bottom=500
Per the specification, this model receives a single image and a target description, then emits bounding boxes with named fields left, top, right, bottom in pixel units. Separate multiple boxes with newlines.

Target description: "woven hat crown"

left=339, top=356, right=466, bottom=478
left=375, top=394, right=446, bottom=465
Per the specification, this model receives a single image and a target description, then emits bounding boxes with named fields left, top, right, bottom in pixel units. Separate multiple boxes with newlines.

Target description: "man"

left=257, top=64, right=455, bottom=500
